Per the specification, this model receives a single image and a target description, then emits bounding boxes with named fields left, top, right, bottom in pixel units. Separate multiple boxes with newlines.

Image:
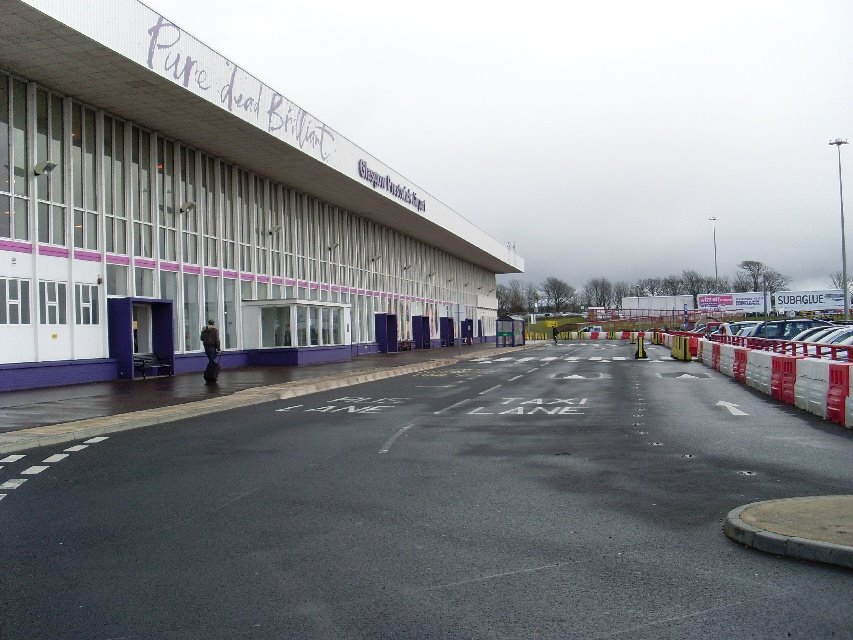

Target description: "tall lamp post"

left=830, top=139, right=849, bottom=321
left=708, top=217, right=719, bottom=290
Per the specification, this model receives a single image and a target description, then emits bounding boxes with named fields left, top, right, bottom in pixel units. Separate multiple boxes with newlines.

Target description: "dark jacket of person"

left=201, top=325, right=221, bottom=351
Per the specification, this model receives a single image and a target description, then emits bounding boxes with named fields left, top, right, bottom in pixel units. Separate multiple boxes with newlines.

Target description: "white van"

left=580, top=325, right=604, bottom=333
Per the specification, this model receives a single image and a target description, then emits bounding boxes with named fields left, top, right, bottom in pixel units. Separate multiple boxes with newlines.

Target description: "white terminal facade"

left=0, top=0, right=523, bottom=391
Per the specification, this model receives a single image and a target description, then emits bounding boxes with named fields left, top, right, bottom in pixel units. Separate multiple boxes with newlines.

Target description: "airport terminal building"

left=0, top=0, right=523, bottom=391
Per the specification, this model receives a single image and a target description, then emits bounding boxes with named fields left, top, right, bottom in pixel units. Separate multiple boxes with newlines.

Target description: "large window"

left=183, top=273, right=199, bottom=351
left=261, top=306, right=292, bottom=347
left=132, top=127, right=154, bottom=258
left=36, top=89, right=66, bottom=246
left=74, top=284, right=99, bottom=325
left=223, top=278, right=237, bottom=349
left=0, top=277, right=31, bottom=324
left=0, top=76, right=29, bottom=240
left=103, top=116, right=127, bottom=254
left=201, top=154, right=218, bottom=266
left=180, top=146, right=198, bottom=264
left=157, top=137, right=176, bottom=261
left=39, top=280, right=67, bottom=325
left=71, top=103, right=98, bottom=250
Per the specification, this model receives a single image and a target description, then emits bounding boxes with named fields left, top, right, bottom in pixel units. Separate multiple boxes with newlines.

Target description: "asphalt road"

left=2, top=341, right=852, bottom=639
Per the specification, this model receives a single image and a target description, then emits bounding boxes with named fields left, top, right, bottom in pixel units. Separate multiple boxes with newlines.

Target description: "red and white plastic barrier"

left=686, top=338, right=852, bottom=429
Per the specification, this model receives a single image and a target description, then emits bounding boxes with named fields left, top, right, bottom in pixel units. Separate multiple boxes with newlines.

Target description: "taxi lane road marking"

left=379, top=424, right=415, bottom=454
left=434, top=399, right=471, bottom=415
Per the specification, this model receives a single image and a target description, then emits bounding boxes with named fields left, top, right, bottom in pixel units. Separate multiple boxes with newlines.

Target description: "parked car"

left=748, top=318, right=835, bottom=340
left=580, top=325, right=604, bottom=333
left=789, top=325, right=840, bottom=342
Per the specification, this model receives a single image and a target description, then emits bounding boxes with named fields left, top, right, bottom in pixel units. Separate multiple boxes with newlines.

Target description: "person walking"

left=200, top=319, right=220, bottom=365
left=552, top=325, right=559, bottom=345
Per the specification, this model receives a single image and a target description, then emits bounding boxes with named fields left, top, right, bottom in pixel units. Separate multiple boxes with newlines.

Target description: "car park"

left=789, top=325, right=841, bottom=342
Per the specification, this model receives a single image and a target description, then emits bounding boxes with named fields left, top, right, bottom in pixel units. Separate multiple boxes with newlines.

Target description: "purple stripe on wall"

left=257, top=275, right=270, bottom=283
left=204, top=267, right=222, bottom=277
left=271, top=277, right=283, bottom=285
left=134, top=258, right=156, bottom=268
left=240, top=273, right=255, bottom=281
left=0, top=239, right=33, bottom=254
left=106, top=254, right=131, bottom=265
left=160, top=261, right=180, bottom=272
left=38, top=245, right=70, bottom=258
left=183, top=265, right=201, bottom=275
left=223, top=270, right=238, bottom=279
left=285, top=278, right=296, bottom=286
left=0, top=358, right=117, bottom=392
left=73, top=249, right=101, bottom=262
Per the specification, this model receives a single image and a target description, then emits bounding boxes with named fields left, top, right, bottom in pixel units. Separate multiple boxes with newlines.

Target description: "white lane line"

left=434, top=399, right=471, bottom=415
left=0, top=455, right=25, bottom=463
left=84, top=437, right=109, bottom=444
left=379, top=424, right=415, bottom=454
left=518, top=357, right=536, bottom=363
left=479, top=384, right=502, bottom=395
left=64, top=445, right=88, bottom=452
left=0, top=479, right=26, bottom=490
left=590, top=357, right=602, bottom=361
left=542, top=357, right=558, bottom=361
left=21, top=466, right=49, bottom=475
left=416, top=385, right=455, bottom=388
left=275, top=405, right=303, bottom=412
left=42, top=454, right=69, bottom=463
left=526, top=368, right=539, bottom=373
left=508, top=375, right=523, bottom=381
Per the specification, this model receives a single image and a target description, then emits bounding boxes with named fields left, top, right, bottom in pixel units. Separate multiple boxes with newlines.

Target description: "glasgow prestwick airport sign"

left=358, top=160, right=427, bottom=213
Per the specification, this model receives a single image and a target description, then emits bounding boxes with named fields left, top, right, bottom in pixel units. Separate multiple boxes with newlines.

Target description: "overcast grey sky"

left=149, top=0, right=853, bottom=291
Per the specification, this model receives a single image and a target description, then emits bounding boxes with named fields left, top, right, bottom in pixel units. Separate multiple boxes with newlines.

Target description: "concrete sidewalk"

left=725, top=496, right=853, bottom=570
left=0, top=342, right=531, bottom=453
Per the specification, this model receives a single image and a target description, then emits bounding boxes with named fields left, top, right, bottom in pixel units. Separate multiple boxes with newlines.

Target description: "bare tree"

left=612, top=281, right=632, bottom=307
left=660, top=274, right=684, bottom=295
left=583, top=278, right=613, bottom=307
left=736, top=260, right=790, bottom=293
left=524, top=283, right=540, bottom=314
left=732, top=272, right=753, bottom=292
left=496, top=284, right=509, bottom=316
left=504, top=279, right=525, bottom=314
left=541, top=277, right=575, bottom=312
left=637, top=277, right=663, bottom=296
left=681, top=269, right=706, bottom=305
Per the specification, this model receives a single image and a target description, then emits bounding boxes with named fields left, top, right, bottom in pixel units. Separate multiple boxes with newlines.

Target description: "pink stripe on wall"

left=240, top=273, right=255, bottom=281
left=106, top=254, right=131, bottom=265
left=223, top=270, right=238, bottom=279
left=271, top=277, right=283, bottom=285
left=134, top=258, right=155, bottom=268
left=0, top=239, right=33, bottom=254
left=73, top=249, right=101, bottom=262
left=204, top=267, right=221, bottom=277
left=38, top=245, right=70, bottom=258
left=183, top=265, right=201, bottom=275
left=160, top=261, right=180, bottom=272
left=257, top=275, right=270, bottom=283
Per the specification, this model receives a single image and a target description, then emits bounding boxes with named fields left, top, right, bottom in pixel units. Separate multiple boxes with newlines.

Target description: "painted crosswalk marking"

left=0, top=455, right=25, bottom=463
left=21, top=466, right=49, bottom=475
left=42, top=454, right=69, bottom=463
left=0, top=479, right=27, bottom=490
left=64, top=445, right=89, bottom=452
left=84, top=437, right=109, bottom=444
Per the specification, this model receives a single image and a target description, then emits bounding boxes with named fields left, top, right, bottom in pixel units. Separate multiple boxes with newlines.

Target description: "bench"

left=133, top=353, right=174, bottom=379
left=398, top=340, right=415, bottom=351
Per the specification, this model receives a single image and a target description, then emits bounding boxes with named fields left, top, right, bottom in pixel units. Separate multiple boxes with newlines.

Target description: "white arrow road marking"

left=717, top=401, right=748, bottom=416
left=676, top=374, right=702, bottom=379
left=275, top=405, right=304, bottom=412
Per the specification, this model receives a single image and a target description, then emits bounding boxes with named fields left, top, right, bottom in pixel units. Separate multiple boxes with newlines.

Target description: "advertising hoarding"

left=697, top=292, right=770, bottom=312
left=774, top=290, right=847, bottom=312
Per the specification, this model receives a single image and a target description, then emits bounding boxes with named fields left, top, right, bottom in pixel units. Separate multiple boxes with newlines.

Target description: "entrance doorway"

left=133, top=304, right=152, bottom=353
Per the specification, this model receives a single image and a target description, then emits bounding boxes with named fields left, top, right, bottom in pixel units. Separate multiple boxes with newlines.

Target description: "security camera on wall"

left=269, top=224, right=282, bottom=236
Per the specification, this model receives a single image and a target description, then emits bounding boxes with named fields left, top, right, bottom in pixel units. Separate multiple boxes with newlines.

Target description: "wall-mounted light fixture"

left=371, top=255, right=382, bottom=263
left=33, top=160, right=57, bottom=176
left=401, top=264, right=411, bottom=272
left=328, top=242, right=340, bottom=251
left=464, top=282, right=471, bottom=287
left=447, top=277, right=454, bottom=284
left=269, top=224, right=282, bottom=236
left=97, top=275, right=103, bottom=285
left=179, top=201, right=196, bottom=214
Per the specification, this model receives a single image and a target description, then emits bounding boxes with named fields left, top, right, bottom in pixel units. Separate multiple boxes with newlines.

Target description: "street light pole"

left=708, top=217, right=719, bottom=290
left=830, top=139, right=849, bottom=321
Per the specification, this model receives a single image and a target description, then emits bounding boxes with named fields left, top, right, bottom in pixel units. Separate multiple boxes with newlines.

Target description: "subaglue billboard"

left=774, top=290, right=847, bottom=312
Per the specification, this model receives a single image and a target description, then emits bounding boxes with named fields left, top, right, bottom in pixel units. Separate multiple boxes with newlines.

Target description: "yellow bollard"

left=635, top=335, right=647, bottom=359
